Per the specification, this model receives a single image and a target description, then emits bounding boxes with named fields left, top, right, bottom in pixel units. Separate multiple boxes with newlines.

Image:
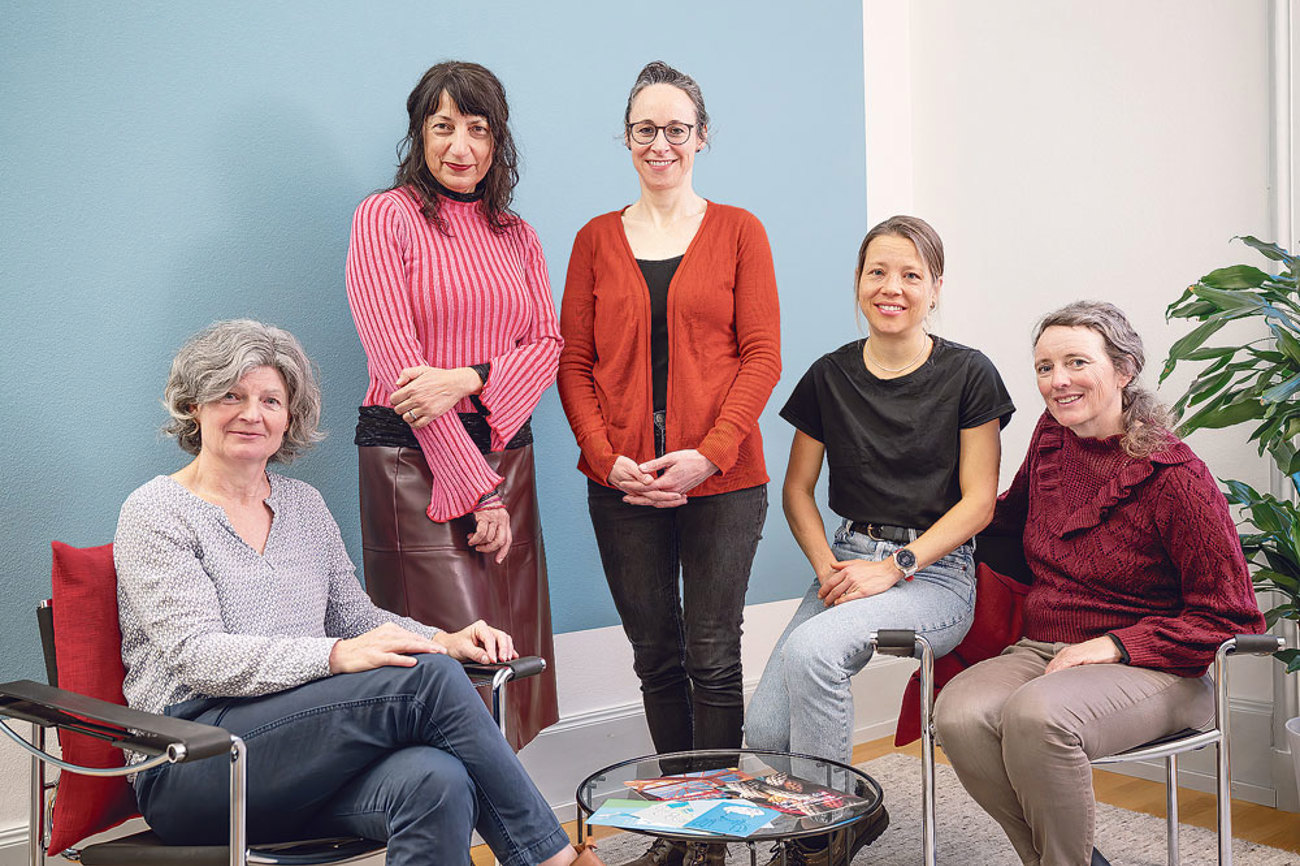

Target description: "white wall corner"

left=862, top=0, right=914, bottom=224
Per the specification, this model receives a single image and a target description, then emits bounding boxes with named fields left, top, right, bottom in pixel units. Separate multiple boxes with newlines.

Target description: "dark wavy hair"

left=392, top=61, right=520, bottom=235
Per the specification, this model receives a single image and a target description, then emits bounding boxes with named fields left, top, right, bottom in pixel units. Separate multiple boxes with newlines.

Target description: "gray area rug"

left=592, top=753, right=1299, bottom=865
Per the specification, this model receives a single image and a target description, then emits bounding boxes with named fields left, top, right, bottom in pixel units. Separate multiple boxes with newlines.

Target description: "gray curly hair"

left=1033, top=301, right=1171, bottom=458
left=162, top=319, right=324, bottom=462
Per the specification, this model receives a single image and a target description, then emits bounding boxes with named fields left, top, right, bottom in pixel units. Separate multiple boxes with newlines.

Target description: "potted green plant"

left=1161, top=235, right=1300, bottom=797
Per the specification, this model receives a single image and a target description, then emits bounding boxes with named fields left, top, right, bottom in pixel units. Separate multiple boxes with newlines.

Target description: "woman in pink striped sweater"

left=345, top=61, right=559, bottom=748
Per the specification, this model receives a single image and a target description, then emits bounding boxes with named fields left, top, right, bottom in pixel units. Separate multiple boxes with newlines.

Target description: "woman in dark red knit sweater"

left=934, top=301, right=1265, bottom=866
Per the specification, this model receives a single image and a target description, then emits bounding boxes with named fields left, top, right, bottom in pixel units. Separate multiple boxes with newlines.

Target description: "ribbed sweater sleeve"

left=476, top=221, right=562, bottom=450
left=346, top=190, right=561, bottom=520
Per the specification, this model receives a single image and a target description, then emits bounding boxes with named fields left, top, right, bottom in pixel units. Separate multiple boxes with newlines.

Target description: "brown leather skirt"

left=357, top=443, right=559, bottom=750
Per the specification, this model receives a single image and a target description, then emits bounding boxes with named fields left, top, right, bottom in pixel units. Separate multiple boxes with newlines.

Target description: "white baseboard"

left=0, top=824, right=29, bottom=866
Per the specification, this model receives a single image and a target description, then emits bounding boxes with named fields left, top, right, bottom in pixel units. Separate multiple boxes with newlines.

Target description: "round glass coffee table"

left=575, top=748, right=884, bottom=866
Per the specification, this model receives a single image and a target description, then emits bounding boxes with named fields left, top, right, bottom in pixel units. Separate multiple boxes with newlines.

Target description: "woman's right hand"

left=608, top=455, right=687, bottom=508
left=329, top=622, right=443, bottom=674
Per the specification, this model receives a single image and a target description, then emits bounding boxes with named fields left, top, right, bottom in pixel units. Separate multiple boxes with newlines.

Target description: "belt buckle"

left=865, top=523, right=884, bottom=541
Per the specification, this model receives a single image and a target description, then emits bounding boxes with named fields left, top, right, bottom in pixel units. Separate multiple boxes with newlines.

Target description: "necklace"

left=864, top=335, right=931, bottom=373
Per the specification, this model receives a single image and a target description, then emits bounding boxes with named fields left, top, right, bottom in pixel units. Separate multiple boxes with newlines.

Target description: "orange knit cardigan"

left=557, top=203, right=781, bottom=496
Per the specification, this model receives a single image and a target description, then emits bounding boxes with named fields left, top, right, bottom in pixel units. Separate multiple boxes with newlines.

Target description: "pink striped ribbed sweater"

left=345, top=187, right=561, bottom=521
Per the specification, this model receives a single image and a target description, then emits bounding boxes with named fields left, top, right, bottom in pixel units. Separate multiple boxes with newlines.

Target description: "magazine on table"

left=621, top=767, right=868, bottom=817
left=624, top=767, right=756, bottom=801
left=723, top=771, right=868, bottom=816
left=586, top=797, right=781, bottom=837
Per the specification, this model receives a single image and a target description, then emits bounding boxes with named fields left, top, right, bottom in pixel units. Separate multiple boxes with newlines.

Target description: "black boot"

left=764, top=804, right=890, bottom=864
left=1090, top=848, right=1111, bottom=866
left=681, top=841, right=728, bottom=865
left=618, top=838, right=687, bottom=866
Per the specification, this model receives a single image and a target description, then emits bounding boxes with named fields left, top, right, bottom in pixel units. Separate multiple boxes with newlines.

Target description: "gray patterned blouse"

left=115, top=473, right=438, bottom=716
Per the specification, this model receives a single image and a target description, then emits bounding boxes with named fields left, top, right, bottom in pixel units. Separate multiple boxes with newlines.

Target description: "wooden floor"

left=470, top=736, right=1300, bottom=864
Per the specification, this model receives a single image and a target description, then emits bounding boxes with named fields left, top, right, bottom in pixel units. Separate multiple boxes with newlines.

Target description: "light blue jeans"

left=746, top=520, right=976, bottom=764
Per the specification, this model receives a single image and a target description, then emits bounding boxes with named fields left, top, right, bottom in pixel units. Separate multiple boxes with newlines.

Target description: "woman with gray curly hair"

left=116, top=319, right=604, bottom=866
left=934, top=301, right=1264, bottom=866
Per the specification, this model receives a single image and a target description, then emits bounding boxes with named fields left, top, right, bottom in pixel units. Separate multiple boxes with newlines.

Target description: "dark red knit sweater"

left=994, top=413, right=1265, bottom=677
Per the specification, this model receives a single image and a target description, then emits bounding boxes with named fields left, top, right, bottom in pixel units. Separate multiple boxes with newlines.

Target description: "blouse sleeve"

left=345, top=193, right=502, bottom=520
left=115, top=496, right=335, bottom=698
left=1109, top=460, right=1267, bottom=675
left=694, top=212, right=782, bottom=473
left=558, top=223, right=620, bottom=482
left=475, top=221, right=563, bottom=450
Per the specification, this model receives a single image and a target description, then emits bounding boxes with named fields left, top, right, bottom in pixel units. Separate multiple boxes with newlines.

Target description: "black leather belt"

left=848, top=522, right=919, bottom=543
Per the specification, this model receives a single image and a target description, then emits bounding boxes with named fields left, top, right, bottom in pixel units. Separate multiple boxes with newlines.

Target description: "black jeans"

left=587, top=480, right=767, bottom=753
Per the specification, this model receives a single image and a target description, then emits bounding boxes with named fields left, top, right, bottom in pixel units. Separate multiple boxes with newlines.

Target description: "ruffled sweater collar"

left=1032, top=414, right=1194, bottom=537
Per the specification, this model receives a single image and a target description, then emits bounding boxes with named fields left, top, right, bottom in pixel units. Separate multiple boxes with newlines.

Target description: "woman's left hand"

left=819, top=558, right=903, bottom=606
left=391, top=365, right=480, bottom=429
left=467, top=506, right=512, bottom=563
left=634, top=449, right=720, bottom=496
left=434, top=619, right=518, bottom=664
left=1044, top=636, right=1123, bottom=674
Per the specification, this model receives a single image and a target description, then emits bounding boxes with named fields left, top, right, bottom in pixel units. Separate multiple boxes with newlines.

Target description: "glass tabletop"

left=575, top=748, right=883, bottom=844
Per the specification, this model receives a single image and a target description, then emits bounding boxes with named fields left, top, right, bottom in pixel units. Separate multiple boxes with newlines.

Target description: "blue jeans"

left=746, top=520, right=976, bottom=763
left=587, top=480, right=768, bottom=753
left=133, top=653, right=570, bottom=866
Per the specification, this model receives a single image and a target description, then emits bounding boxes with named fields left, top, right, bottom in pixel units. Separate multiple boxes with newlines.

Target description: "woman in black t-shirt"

left=747, top=215, right=1013, bottom=860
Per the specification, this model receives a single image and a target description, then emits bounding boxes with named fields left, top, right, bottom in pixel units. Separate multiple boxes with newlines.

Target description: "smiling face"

left=625, top=83, right=703, bottom=193
left=1034, top=325, right=1132, bottom=439
left=192, top=365, right=290, bottom=467
left=423, top=90, right=494, bottom=193
left=855, top=233, right=941, bottom=339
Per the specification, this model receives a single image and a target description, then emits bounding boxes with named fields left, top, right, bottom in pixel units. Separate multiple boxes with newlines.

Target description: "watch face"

left=895, top=548, right=917, bottom=571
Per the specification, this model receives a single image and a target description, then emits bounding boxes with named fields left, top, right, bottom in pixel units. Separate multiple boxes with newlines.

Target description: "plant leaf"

left=1198, top=265, right=1271, bottom=290
left=1236, top=235, right=1296, bottom=265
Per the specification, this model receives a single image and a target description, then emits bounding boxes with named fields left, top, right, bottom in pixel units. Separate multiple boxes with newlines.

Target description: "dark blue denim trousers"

left=586, top=480, right=767, bottom=753
left=133, top=653, right=569, bottom=866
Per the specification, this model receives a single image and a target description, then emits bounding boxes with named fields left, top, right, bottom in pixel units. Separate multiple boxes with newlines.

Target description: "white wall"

left=866, top=0, right=1292, bottom=807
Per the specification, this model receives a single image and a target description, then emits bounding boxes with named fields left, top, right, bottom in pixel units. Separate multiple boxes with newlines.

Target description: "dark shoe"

left=1091, top=848, right=1111, bottom=866
left=682, top=842, right=727, bottom=866
left=619, top=838, right=687, bottom=866
left=766, top=804, right=890, bottom=865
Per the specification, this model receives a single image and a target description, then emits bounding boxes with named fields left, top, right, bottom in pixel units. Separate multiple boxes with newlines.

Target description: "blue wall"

left=0, top=2, right=866, bottom=682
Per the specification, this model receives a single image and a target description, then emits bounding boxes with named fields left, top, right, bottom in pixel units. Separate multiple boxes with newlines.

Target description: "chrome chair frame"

left=1, top=596, right=546, bottom=866
left=876, top=628, right=1286, bottom=866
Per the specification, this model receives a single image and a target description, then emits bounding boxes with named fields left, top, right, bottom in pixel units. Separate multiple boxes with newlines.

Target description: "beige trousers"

left=933, top=639, right=1213, bottom=866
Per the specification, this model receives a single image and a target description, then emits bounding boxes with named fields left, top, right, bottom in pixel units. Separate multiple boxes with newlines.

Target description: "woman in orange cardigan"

left=558, top=59, right=780, bottom=866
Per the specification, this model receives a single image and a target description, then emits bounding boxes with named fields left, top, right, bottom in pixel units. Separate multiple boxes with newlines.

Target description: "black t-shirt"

left=780, top=336, right=1015, bottom=529
left=637, top=255, right=683, bottom=413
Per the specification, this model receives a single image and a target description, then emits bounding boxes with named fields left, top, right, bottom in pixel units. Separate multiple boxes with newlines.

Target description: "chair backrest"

left=45, top=540, right=141, bottom=855
left=972, top=532, right=1033, bottom=585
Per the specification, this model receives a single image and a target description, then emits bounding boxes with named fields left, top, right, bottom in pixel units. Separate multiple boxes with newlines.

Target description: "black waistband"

left=354, top=405, right=531, bottom=455
left=848, top=522, right=920, bottom=544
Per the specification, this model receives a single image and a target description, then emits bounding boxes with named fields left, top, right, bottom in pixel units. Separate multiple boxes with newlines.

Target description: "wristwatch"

left=891, top=547, right=919, bottom=581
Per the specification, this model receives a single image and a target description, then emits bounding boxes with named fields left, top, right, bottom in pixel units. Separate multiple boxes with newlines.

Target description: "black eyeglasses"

left=626, top=121, right=695, bottom=146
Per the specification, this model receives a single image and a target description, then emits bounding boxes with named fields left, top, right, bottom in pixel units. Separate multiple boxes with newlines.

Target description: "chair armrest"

left=1226, top=634, right=1286, bottom=655
left=461, top=655, right=546, bottom=683
left=0, top=679, right=232, bottom=762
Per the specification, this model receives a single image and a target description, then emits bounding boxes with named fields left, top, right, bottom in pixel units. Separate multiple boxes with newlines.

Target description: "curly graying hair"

left=163, top=320, right=324, bottom=463
left=624, top=61, right=710, bottom=141
left=1033, top=300, right=1171, bottom=458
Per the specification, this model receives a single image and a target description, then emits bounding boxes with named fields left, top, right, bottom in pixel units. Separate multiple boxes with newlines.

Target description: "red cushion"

left=47, top=541, right=140, bottom=854
left=893, top=561, right=1030, bottom=746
